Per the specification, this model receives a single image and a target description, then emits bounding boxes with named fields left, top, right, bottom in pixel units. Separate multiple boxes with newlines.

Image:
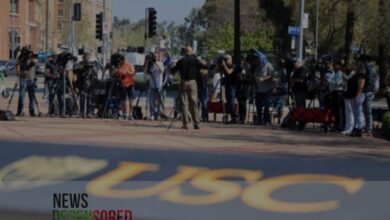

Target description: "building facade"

left=0, top=0, right=40, bottom=60
left=0, top=0, right=112, bottom=60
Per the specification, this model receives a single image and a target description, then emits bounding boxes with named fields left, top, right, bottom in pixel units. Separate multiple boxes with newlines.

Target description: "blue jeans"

left=80, top=89, right=93, bottom=116
left=255, top=92, right=270, bottom=124
left=362, top=92, right=374, bottom=132
left=225, top=83, right=237, bottom=119
left=48, top=80, right=65, bottom=115
left=198, top=86, right=209, bottom=121
left=17, top=79, right=36, bottom=115
left=149, top=88, right=163, bottom=118
left=354, top=94, right=365, bottom=129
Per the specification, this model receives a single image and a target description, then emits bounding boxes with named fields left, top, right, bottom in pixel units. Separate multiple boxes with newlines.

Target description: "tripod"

left=167, top=92, right=189, bottom=131
left=101, top=77, right=119, bottom=119
left=7, top=77, right=19, bottom=112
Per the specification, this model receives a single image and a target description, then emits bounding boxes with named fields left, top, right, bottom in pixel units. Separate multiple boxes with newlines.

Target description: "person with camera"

left=253, top=54, right=275, bottom=126
left=171, top=46, right=208, bottom=130
left=291, top=58, right=307, bottom=108
left=15, top=46, right=38, bottom=117
left=44, top=54, right=65, bottom=117
left=217, top=55, right=237, bottom=124
left=144, top=52, right=164, bottom=121
left=113, top=54, right=135, bottom=120
left=75, top=53, right=99, bottom=118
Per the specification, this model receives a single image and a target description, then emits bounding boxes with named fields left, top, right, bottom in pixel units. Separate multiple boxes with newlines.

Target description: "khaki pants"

left=180, top=80, right=200, bottom=127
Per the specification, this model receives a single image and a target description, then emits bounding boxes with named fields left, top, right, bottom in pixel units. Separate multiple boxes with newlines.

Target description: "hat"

left=292, top=57, right=302, bottom=63
left=224, top=55, right=232, bottom=60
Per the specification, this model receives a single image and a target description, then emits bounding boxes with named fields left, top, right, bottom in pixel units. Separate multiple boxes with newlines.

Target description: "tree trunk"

left=378, top=0, right=388, bottom=90
left=344, top=0, right=356, bottom=66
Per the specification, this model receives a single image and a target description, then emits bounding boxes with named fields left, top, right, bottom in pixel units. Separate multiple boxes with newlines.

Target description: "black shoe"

left=30, top=113, right=36, bottom=117
left=181, top=125, right=189, bottom=130
left=194, top=125, right=200, bottom=130
left=350, top=129, right=362, bottom=137
left=16, top=112, right=24, bottom=117
left=228, top=119, right=237, bottom=124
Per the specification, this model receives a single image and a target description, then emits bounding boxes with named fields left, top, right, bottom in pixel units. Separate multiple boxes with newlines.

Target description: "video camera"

left=216, top=55, right=227, bottom=66
left=110, top=53, right=124, bottom=68
left=57, top=52, right=77, bottom=68
left=145, top=53, right=156, bottom=64
left=18, top=46, right=38, bottom=71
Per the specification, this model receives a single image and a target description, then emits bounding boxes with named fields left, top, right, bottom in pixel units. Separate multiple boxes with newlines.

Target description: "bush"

left=382, top=112, right=390, bottom=139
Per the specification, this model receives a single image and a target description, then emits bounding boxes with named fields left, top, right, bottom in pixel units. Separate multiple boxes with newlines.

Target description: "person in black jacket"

left=171, top=46, right=208, bottom=130
left=291, top=59, right=307, bottom=108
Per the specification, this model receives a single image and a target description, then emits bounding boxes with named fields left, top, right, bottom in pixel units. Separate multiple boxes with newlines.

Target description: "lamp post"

left=298, top=0, right=305, bottom=61
left=234, top=0, right=241, bottom=66
left=315, top=0, right=319, bottom=61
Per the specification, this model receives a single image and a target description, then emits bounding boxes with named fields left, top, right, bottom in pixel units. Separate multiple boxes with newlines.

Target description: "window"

left=10, top=0, right=18, bottom=14
left=57, top=22, right=63, bottom=31
left=58, top=9, right=64, bottom=18
left=58, top=0, right=64, bottom=3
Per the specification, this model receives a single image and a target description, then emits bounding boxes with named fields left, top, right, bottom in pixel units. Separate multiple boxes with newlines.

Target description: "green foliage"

left=205, top=22, right=274, bottom=59
left=382, top=112, right=390, bottom=138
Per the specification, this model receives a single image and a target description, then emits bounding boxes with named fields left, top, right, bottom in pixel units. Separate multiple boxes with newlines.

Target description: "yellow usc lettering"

left=242, top=174, right=364, bottom=213
left=160, top=169, right=262, bottom=205
left=86, top=162, right=206, bottom=198
left=87, top=161, right=365, bottom=214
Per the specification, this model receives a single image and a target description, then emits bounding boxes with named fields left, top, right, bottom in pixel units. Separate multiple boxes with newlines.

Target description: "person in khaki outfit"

left=171, top=47, right=208, bottom=130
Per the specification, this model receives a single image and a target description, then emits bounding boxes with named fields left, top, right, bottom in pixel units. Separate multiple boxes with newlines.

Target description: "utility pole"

left=315, top=0, right=319, bottom=61
left=234, top=0, right=241, bottom=67
left=11, top=0, right=16, bottom=60
left=102, top=0, right=107, bottom=66
left=70, top=0, right=75, bottom=54
left=45, top=0, right=50, bottom=53
left=298, top=0, right=305, bottom=61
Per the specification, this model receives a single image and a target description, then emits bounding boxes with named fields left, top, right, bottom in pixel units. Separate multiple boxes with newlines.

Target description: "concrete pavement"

left=0, top=116, right=389, bottom=161
left=0, top=75, right=389, bottom=161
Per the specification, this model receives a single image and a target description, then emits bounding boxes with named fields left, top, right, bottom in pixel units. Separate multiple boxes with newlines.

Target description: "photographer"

left=253, top=52, right=275, bottom=125
left=113, top=54, right=135, bottom=120
left=44, top=54, right=64, bottom=117
left=16, top=46, right=38, bottom=117
left=237, top=61, right=254, bottom=124
left=171, top=46, right=208, bottom=130
left=144, top=52, right=164, bottom=120
left=75, top=53, right=99, bottom=118
left=217, top=55, right=236, bottom=124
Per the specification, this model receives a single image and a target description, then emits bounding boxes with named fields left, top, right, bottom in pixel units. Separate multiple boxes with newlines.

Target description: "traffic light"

left=95, top=12, right=103, bottom=40
left=148, top=8, right=157, bottom=38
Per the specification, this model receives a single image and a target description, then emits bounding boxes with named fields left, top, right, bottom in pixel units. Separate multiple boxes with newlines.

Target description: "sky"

left=113, top=0, right=206, bottom=24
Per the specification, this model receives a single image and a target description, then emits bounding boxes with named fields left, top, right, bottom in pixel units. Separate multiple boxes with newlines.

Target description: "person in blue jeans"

left=361, top=55, right=379, bottom=136
left=219, top=55, right=237, bottom=124
left=17, top=79, right=36, bottom=116
left=16, top=47, right=38, bottom=117
left=197, top=68, right=209, bottom=122
left=145, top=52, right=164, bottom=120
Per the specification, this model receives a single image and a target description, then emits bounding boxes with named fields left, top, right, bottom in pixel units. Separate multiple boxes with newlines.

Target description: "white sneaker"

left=150, top=116, right=155, bottom=121
left=341, top=130, right=352, bottom=135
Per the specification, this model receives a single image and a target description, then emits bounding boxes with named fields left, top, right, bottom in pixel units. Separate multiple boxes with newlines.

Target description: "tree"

left=378, top=0, right=388, bottom=89
left=345, top=0, right=359, bottom=65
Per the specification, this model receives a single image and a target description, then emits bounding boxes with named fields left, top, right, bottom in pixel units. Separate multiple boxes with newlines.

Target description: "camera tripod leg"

left=7, top=81, right=19, bottom=112
left=32, top=92, right=43, bottom=117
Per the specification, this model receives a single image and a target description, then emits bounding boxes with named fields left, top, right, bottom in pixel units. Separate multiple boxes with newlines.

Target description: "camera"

left=145, top=53, right=156, bottom=64
left=217, top=56, right=226, bottom=66
left=110, top=53, right=124, bottom=68
left=57, top=52, right=76, bottom=68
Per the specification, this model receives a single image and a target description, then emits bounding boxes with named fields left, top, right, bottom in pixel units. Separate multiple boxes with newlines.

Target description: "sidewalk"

left=1, top=75, right=389, bottom=162
left=0, top=116, right=389, bottom=161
